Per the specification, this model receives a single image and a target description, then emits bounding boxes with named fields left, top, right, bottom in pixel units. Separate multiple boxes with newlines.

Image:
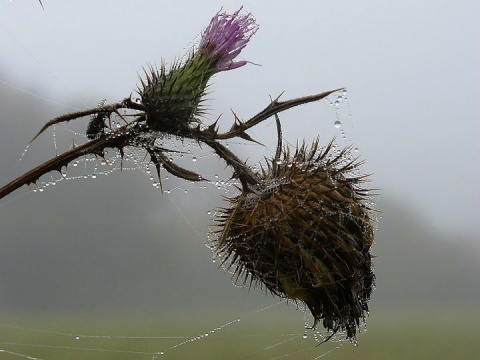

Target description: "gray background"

left=0, top=0, right=478, bottom=343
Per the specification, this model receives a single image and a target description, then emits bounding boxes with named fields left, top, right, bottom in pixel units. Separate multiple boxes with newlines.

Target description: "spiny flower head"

left=139, top=8, right=258, bottom=132
left=213, top=139, right=376, bottom=342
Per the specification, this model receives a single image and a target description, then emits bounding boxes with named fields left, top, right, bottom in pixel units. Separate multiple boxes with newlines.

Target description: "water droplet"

left=334, top=100, right=340, bottom=107
left=214, top=174, right=219, bottom=179
left=354, top=147, right=359, bottom=152
left=91, top=174, right=97, bottom=179
left=334, top=120, right=342, bottom=128
left=303, top=334, right=308, bottom=339
left=75, top=336, right=80, bottom=340
left=192, top=157, right=197, bottom=162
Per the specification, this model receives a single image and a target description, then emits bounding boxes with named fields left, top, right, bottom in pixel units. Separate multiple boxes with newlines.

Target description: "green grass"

left=0, top=308, right=478, bottom=360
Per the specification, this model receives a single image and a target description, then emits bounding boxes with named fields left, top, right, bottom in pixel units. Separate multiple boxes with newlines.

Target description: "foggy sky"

left=1, top=0, right=478, bottom=238
left=0, top=0, right=479, bottom=334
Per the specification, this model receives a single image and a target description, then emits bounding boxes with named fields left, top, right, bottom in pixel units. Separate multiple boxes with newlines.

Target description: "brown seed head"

left=213, top=138, right=376, bottom=341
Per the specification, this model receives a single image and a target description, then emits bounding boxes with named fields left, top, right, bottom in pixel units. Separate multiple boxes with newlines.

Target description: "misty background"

left=0, top=1, right=479, bottom=358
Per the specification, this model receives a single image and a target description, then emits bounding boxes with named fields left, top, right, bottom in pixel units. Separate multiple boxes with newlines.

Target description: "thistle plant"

left=0, top=7, right=377, bottom=344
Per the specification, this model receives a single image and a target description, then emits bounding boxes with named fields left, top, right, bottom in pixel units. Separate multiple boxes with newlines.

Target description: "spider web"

left=0, top=81, right=368, bottom=359
left=0, top=11, right=372, bottom=360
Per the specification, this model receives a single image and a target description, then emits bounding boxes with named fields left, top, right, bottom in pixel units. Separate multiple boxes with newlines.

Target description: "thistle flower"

left=139, top=8, right=258, bottom=132
left=214, top=139, right=376, bottom=342
left=198, top=7, right=258, bottom=72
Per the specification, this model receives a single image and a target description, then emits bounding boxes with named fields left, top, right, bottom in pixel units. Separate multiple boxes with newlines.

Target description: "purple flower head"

left=199, top=7, right=258, bottom=72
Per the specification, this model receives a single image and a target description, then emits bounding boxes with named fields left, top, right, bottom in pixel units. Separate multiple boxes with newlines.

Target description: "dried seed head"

left=213, top=139, right=376, bottom=341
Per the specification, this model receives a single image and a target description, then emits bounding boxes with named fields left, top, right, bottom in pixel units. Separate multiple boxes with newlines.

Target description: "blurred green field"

left=0, top=307, right=478, bottom=360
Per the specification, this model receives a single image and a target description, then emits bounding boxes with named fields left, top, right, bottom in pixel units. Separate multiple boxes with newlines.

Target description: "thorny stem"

left=0, top=89, right=342, bottom=201
left=215, top=89, right=342, bottom=140
left=30, top=97, right=145, bottom=142
left=201, top=138, right=258, bottom=189
left=0, top=128, right=131, bottom=199
left=272, top=113, right=283, bottom=178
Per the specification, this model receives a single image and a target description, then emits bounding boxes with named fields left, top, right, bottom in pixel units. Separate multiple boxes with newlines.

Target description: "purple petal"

left=199, top=7, right=258, bottom=72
